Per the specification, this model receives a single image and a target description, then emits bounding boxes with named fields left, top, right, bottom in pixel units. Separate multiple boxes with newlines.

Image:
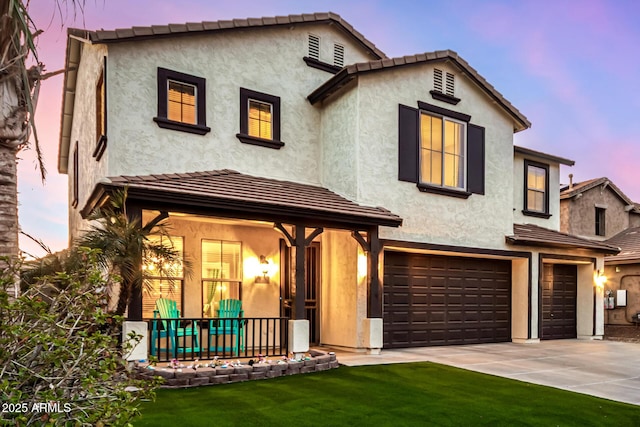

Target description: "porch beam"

left=351, top=230, right=371, bottom=252
left=304, top=227, right=324, bottom=246
left=274, top=223, right=295, bottom=247
left=293, top=224, right=306, bottom=320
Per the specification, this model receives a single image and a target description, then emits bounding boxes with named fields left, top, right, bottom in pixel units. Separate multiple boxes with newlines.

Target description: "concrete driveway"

left=335, top=340, right=640, bottom=406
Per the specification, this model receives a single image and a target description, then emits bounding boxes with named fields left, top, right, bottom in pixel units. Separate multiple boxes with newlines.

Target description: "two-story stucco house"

left=561, top=177, right=640, bottom=326
left=58, top=12, right=617, bottom=357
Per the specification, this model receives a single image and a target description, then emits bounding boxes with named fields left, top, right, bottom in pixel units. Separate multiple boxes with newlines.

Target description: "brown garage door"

left=383, top=251, right=511, bottom=348
left=541, top=264, right=577, bottom=340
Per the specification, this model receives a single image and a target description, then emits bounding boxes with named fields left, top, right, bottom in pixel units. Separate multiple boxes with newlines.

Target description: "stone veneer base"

left=136, top=351, right=339, bottom=389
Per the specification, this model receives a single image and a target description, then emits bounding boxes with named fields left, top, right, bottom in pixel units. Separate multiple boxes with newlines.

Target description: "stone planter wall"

left=135, top=351, right=338, bottom=388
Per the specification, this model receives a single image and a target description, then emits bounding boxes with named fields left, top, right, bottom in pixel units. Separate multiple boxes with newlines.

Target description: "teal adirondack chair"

left=208, top=299, right=243, bottom=356
left=150, top=298, right=200, bottom=358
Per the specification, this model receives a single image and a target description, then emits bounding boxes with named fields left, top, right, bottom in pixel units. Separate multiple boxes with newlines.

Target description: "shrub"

left=0, top=249, right=158, bottom=426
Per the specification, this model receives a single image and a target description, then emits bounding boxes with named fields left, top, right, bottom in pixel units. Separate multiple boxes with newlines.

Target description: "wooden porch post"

left=368, top=227, right=382, bottom=318
left=127, top=202, right=143, bottom=321
left=351, top=227, right=383, bottom=318
left=292, top=224, right=306, bottom=320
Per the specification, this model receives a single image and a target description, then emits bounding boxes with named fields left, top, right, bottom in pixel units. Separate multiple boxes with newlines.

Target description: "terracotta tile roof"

left=85, top=169, right=402, bottom=228
left=308, top=50, right=531, bottom=132
left=78, top=12, right=386, bottom=59
left=507, top=224, right=620, bottom=254
left=560, top=177, right=636, bottom=209
left=513, top=145, right=574, bottom=166
left=605, top=227, right=640, bottom=262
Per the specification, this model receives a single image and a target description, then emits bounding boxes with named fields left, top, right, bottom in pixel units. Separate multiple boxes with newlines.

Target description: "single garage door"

left=383, top=251, right=511, bottom=348
left=541, top=264, right=577, bottom=340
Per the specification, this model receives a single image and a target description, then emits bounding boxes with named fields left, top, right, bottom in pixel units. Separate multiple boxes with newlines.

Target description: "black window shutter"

left=467, top=123, right=485, bottom=195
left=398, top=104, right=419, bottom=183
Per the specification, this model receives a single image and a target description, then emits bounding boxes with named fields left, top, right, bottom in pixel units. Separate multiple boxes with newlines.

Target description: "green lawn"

left=136, top=362, right=640, bottom=426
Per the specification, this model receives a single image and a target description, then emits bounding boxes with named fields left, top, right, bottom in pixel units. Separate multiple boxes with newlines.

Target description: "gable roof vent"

left=445, top=72, right=455, bottom=96
left=434, top=68, right=443, bottom=92
left=308, top=34, right=320, bottom=60
left=334, top=43, right=345, bottom=67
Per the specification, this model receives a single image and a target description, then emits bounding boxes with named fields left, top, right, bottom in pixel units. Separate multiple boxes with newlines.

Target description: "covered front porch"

left=82, top=170, right=402, bottom=361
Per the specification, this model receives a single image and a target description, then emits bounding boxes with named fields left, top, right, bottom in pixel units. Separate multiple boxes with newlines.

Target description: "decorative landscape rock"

left=135, top=351, right=340, bottom=389
left=249, top=372, right=266, bottom=380
left=195, top=367, right=216, bottom=378
left=189, top=377, right=210, bottom=386
left=211, top=375, right=230, bottom=384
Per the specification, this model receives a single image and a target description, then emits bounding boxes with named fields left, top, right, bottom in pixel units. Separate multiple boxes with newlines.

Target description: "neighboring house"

left=561, top=177, right=640, bottom=325
left=58, top=12, right=617, bottom=355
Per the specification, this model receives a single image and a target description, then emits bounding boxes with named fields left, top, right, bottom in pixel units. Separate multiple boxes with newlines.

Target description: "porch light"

left=357, top=251, right=368, bottom=280
left=595, top=270, right=607, bottom=289
left=255, top=255, right=271, bottom=283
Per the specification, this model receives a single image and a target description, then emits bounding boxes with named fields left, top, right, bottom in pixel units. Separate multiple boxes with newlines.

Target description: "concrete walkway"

left=334, top=340, right=640, bottom=406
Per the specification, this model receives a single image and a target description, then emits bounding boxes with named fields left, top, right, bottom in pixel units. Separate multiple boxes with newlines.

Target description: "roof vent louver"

left=308, top=34, right=320, bottom=60
left=434, top=69, right=443, bottom=92
left=446, top=72, right=455, bottom=96
left=334, top=43, right=344, bottom=67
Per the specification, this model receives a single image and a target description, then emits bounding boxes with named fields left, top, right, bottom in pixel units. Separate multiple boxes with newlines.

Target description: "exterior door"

left=280, top=240, right=321, bottom=344
left=383, top=251, right=511, bottom=348
left=542, top=264, right=577, bottom=339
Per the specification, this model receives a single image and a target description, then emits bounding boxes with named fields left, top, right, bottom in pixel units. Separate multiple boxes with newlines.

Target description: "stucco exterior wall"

left=67, top=43, right=109, bottom=242
left=511, top=257, right=530, bottom=342
left=104, top=24, right=372, bottom=186
left=603, top=263, right=640, bottom=325
left=320, top=229, right=363, bottom=349
left=561, top=186, right=629, bottom=240
left=350, top=63, right=516, bottom=249
left=319, top=81, right=359, bottom=200
left=512, top=153, right=562, bottom=230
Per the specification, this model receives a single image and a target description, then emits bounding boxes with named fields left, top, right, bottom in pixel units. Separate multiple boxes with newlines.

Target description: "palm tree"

left=0, top=1, right=78, bottom=297
left=77, top=188, right=188, bottom=316
left=0, top=0, right=43, bottom=296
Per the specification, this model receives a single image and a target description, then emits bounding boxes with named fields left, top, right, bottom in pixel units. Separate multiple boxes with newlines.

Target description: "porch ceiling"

left=83, top=169, right=403, bottom=229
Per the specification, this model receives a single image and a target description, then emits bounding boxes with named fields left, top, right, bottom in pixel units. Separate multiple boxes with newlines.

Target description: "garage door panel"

left=542, top=264, right=577, bottom=340
left=384, top=252, right=512, bottom=348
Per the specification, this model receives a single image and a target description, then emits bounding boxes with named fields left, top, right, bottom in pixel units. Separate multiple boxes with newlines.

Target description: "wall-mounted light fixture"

left=594, top=269, right=607, bottom=289
left=255, top=255, right=271, bottom=283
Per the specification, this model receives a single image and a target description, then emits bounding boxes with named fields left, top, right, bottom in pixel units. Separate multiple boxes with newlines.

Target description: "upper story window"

left=248, top=99, right=272, bottom=140
left=153, top=67, right=210, bottom=135
left=523, top=160, right=551, bottom=218
left=595, top=207, right=606, bottom=236
left=96, top=69, right=106, bottom=141
left=420, top=112, right=466, bottom=189
left=398, top=102, right=484, bottom=199
left=168, top=80, right=196, bottom=124
left=237, top=87, right=284, bottom=149
left=93, top=57, right=107, bottom=161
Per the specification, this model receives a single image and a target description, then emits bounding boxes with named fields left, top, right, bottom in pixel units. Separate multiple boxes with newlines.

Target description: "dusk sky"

left=20, top=0, right=640, bottom=257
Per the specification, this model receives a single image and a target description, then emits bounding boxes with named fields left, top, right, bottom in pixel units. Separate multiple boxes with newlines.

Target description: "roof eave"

left=82, top=181, right=403, bottom=228
left=514, top=145, right=575, bottom=166
left=505, top=236, right=620, bottom=255
left=308, top=52, right=531, bottom=132
left=58, top=29, right=89, bottom=174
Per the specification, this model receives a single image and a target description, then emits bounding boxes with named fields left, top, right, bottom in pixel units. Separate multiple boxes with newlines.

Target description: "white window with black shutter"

left=398, top=102, right=484, bottom=198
